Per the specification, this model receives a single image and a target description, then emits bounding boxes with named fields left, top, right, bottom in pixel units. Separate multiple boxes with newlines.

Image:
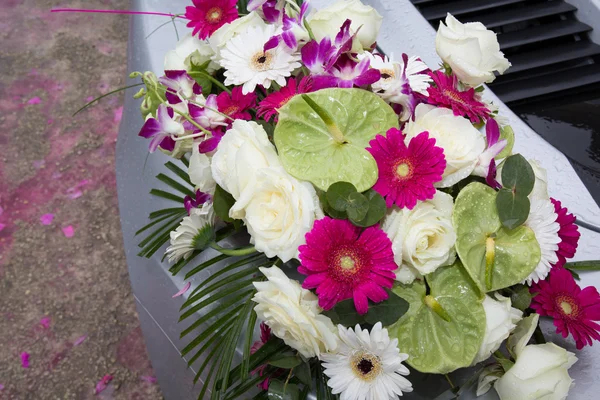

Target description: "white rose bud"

left=435, top=13, right=510, bottom=87
left=472, top=294, right=522, bottom=365
left=188, top=144, right=217, bottom=195
left=308, top=0, right=383, bottom=49
left=405, top=104, right=486, bottom=188
left=495, top=343, right=577, bottom=400
left=252, top=265, right=339, bottom=358
left=164, top=33, right=218, bottom=74
left=382, top=190, right=456, bottom=283
left=233, top=167, right=322, bottom=262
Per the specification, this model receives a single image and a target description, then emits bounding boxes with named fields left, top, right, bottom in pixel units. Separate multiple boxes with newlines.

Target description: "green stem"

left=188, top=99, right=235, bottom=121
left=485, top=236, right=495, bottom=290
left=209, top=242, right=257, bottom=257
left=73, top=83, right=144, bottom=116
left=301, top=94, right=346, bottom=144
left=424, top=295, right=451, bottom=322
left=444, top=374, right=455, bottom=389
left=173, top=109, right=211, bottom=135
left=188, top=70, right=232, bottom=94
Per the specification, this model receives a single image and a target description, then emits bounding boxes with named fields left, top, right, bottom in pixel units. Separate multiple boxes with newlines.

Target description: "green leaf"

left=388, top=263, right=486, bottom=374
left=275, top=88, right=399, bottom=192
left=319, top=190, right=347, bottom=219
left=454, top=182, right=540, bottom=292
left=345, top=192, right=369, bottom=221
left=497, top=125, right=515, bottom=159
left=324, top=299, right=365, bottom=327
left=509, top=284, right=533, bottom=311
left=326, top=181, right=357, bottom=211
left=241, top=310, right=258, bottom=380
left=501, top=154, right=535, bottom=196
left=352, top=190, right=386, bottom=227
left=507, top=314, right=539, bottom=359
left=565, top=260, right=600, bottom=271
left=268, top=381, right=300, bottom=400
left=268, top=355, right=302, bottom=369
left=364, top=291, right=409, bottom=326
left=165, top=161, right=194, bottom=186
left=149, top=188, right=185, bottom=203
left=294, top=362, right=312, bottom=388
left=213, top=184, right=236, bottom=222
left=156, top=173, right=196, bottom=197
left=496, top=357, right=515, bottom=373
left=496, top=188, right=530, bottom=230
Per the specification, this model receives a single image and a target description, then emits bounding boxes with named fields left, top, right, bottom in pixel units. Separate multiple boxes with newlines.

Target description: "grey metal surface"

left=115, top=1, right=600, bottom=399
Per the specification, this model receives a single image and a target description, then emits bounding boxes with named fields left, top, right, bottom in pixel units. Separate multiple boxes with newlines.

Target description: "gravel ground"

left=0, top=1, right=162, bottom=398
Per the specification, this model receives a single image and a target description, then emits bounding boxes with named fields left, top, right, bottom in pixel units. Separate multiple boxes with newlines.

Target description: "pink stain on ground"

left=113, top=106, right=123, bottom=123
left=0, top=223, right=5, bottom=233
left=20, top=352, right=30, bottom=368
left=74, top=335, right=87, bottom=346
left=40, top=213, right=54, bottom=225
left=0, top=383, right=4, bottom=390
left=32, top=160, right=45, bottom=169
left=27, top=96, right=41, bottom=105
left=62, top=226, right=75, bottom=238
left=39, top=316, right=51, bottom=329
left=140, top=376, right=157, bottom=384
left=95, top=374, right=113, bottom=395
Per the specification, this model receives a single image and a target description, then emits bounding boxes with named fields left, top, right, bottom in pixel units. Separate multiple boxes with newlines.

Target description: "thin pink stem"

left=50, top=8, right=187, bottom=19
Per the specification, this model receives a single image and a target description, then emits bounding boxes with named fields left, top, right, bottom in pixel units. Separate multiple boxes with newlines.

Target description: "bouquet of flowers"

left=62, top=0, right=600, bottom=398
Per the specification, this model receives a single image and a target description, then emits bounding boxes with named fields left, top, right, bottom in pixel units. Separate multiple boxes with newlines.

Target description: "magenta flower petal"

left=185, top=0, right=239, bottom=40
left=20, top=352, right=30, bottom=368
left=551, top=199, right=580, bottom=268
left=257, top=76, right=313, bottom=122
left=216, top=86, right=256, bottom=121
left=298, top=217, right=397, bottom=315
left=95, top=374, right=113, bottom=395
left=367, top=128, right=446, bottom=209
left=531, top=267, right=600, bottom=349
left=40, top=213, right=54, bottom=225
left=172, top=282, right=191, bottom=298
left=62, top=225, right=75, bottom=238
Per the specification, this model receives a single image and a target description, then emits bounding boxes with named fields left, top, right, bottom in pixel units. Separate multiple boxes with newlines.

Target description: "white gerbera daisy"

left=220, top=24, right=301, bottom=94
left=165, top=203, right=215, bottom=263
left=524, top=196, right=560, bottom=285
left=321, top=323, right=413, bottom=400
left=360, top=52, right=431, bottom=98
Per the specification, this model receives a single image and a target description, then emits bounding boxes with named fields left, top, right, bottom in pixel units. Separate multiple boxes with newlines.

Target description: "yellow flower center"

left=251, top=51, right=274, bottom=71
left=560, top=301, right=573, bottom=315
left=340, top=256, right=356, bottom=271
left=206, top=7, right=223, bottom=24
left=396, top=162, right=410, bottom=178
left=350, top=352, right=381, bottom=382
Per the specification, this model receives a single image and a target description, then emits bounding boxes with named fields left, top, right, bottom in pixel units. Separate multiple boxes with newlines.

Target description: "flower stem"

left=50, top=8, right=187, bottom=18
left=301, top=94, right=346, bottom=144
left=209, top=242, right=257, bottom=257
left=485, top=236, right=496, bottom=290
left=424, top=295, right=451, bottom=322
left=173, top=109, right=211, bottom=135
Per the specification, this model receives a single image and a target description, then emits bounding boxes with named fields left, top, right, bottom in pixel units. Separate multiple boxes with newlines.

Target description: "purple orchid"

left=476, top=117, right=507, bottom=188
left=184, top=189, right=212, bottom=215
left=159, top=70, right=202, bottom=105
left=198, top=129, right=225, bottom=154
left=313, top=56, right=381, bottom=90
left=301, top=19, right=356, bottom=75
left=187, top=95, right=227, bottom=130
left=138, top=104, right=184, bottom=153
left=381, top=54, right=430, bottom=121
left=264, top=1, right=309, bottom=51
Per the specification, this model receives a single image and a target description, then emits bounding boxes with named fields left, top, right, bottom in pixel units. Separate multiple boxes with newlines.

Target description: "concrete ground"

left=0, top=1, right=162, bottom=398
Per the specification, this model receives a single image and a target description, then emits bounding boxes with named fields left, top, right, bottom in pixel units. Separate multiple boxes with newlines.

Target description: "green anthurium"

left=453, top=182, right=541, bottom=292
left=274, top=88, right=399, bottom=192
left=388, top=263, right=486, bottom=374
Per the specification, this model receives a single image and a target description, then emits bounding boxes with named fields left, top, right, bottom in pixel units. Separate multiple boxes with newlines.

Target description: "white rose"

left=233, top=167, right=322, bottom=262
left=211, top=120, right=280, bottom=199
left=208, top=12, right=267, bottom=64
left=252, top=265, right=339, bottom=358
left=381, top=190, right=456, bottom=283
left=188, top=144, right=216, bottom=194
left=472, top=294, right=522, bottom=365
left=164, top=33, right=218, bottom=74
left=436, top=13, right=510, bottom=87
left=406, top=104, right=486, bottom=187
left=308, top=0, right=383, bottom=48
left=494, top=343, right=577, bottom=400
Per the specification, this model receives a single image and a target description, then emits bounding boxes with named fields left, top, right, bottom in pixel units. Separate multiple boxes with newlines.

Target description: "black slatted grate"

left=411, top=0, right=600, bottom=110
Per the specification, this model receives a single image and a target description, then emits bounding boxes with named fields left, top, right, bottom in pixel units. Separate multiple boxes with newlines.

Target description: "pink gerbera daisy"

left=216, top=86, right=257, bottom=121
left=251, top=323, right=275, bottom=390
left=185, top=0, right=238, bottom=40
left=531, top=267, right=600, bottom=349
left=426, top=70, right=489, bottom=123
left=298, top=217, right=397, bottom=315
left=551, top=198, right=580, bottom=268
left=257, top=76, right=313, bottom=122
left=366, top=128, right=446, bottom=209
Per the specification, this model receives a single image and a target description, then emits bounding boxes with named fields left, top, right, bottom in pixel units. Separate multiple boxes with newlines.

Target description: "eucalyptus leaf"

left=275, top=88, right=399, bottom=191
left=388, top=263, right=486, bottom=373
left=496, top=188, right=530, bottom=230
left=500, top=154, right=535, bottom=196
left=268, top=381, right=300, bottom=400
left=268, top=356, right=302, bottom=369
left=294, top=362, right=312, bottom=388
left=324, top=299, right=365, bottom=327
left=352, top=190, right=387, bottom=228
left=364, top=291, right=409, bottom=326
left=454, top=183, right=540, bottom=292
left=326, top=181, right=357, bottom=212
left=345, top=192, right=369, bottom=221
left=509, top=284, right=533, bottom=311
left=319, top=190, right=347, bottom=219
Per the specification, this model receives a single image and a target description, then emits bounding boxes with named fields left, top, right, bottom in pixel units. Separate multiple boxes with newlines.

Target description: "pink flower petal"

left=39, top=316, right=51, bottom=329
left=95, top=374, right=113, bottom=394
left=172, top=282, right=191, bottom=298
left=20, top=352, right=30, bottom=368
left=40, top=214, right=54, bottom=225
left=140, top=375, right=157, bottom=384
left=0, top=383, right=4, bottom=390
left=66, top=190, right=82, bottom=199
left=114, top=106, right=123, bottom=123
left=27, top=96, right=41, bottom=105
left=74, top=335, right=87, bottom=346
left=0, top=223, right=5, bottom=232
left=62, top=226, right=75, bottom=238
left=0, top=205, right=3, bottom=216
